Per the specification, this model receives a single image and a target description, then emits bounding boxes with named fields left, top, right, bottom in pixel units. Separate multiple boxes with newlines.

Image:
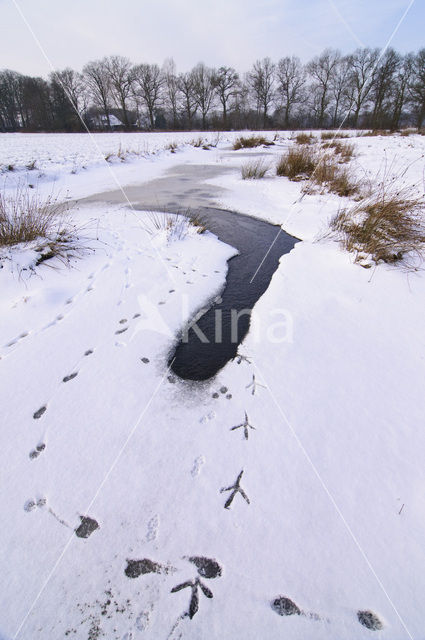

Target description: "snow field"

left=0, top=130, right=425, bottom=638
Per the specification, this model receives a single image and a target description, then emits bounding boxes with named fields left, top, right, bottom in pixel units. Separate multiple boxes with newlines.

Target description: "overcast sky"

left=0, top=0, right=422, bottom=76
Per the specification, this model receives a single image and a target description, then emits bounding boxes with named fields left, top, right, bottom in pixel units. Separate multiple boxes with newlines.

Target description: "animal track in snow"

left=171, top=557, right=222, bottom=619
left=220, top=470, right=250, bottom=509
left=5, top=331, right=29, bottom=348
left=63, top=372, right=78, bottom=383
left=358, top=610, right=383, bottom=630
left=272, top=596, right=301, bottom=616
left=75, top=516, right=100, bottom=539
left=29, top=443, right=46, bottom=460
left=146, top=515, right=160, bottom=542
left=230, top=412, right=256, bottom=440
left=115, top=327, right=128, bottom=335
left=125, top=558, right=172, bottom=579
left=85, top=349, right=94, bottom=356
left=136, top=608, right=152, bottom=632
left=191, top=456, right=205, bottom=477
left=271, top=595, right=326, bottom=622
left=199, top=411, right=216, bottom=424
left=245, top=374, right=266, bottom=396
left=24, top=496, right=47, bottom=512
left=33, top=406, right=47, bottom=420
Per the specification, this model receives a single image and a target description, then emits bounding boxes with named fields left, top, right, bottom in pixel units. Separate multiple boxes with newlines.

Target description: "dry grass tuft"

left=322, top=141, right=356, bottom=162
left=142, top=210, right=206, bottom=241
left=0, top=186, right=83, bottom=266
left=233, top=135, right=272, bottom=150
left=276, top=145, right=317, bottom=179
left=328, top=186, right=425, bottom=267
left=278, top=144, right=359, bottom=196
left=326, top=167, right=359, bottom=197
left=295, top=132, right=315, bottom=145
left=241, top=159, right=270, bottom=179
left=166, top=141, right=179, bottom=153
left=309, top=155, right=359, bottom=197
left=321, top=131, right=350, bottom=141
left=190, top=137, right=205, bottom=148
left=362, top=129, right=392, bottom=137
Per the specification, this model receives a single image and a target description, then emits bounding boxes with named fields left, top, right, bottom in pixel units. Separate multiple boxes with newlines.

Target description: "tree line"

left=1, top=48, right=425, bottom=133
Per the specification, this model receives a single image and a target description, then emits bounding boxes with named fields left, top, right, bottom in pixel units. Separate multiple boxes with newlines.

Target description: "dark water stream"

left=81, top=163, right=299, bottom=380
left=169, top=206, right=298, bottom=380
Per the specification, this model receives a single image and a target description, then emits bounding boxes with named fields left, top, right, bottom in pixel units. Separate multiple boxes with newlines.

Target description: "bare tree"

left=307, top=49, right=340, bottom=127
left=0, top=70, right=22, bottom=130
left=370, top=49, right=400, bottom=129
left=231, top=75, right=251, bottom=129
left=248, top=58, right=275, bottom=127
left=191, top=63, right=216, bottom=129
left=163, top=58, right=180, bottom=128
left=346, top=48, right=379, bottom=127
left=329, top=55, right=352, bottom=127
left=275, top=56, right=305, bottom=128
left=213, top=66, right=239, bottom=127
left=49, top=71, right=84, bottom=130
left=104, top=55, right=134, bottom=128
left=83, top=59, right=112, bottom=128
left=52, top=68, right=85, bottom=114
left=409, top=49, right=425, bottom=128
left=133, top=63, right=163, bottom=129
left=390, top=53, right=414, bottom=130
left=178, top=71, right=198, bottom=128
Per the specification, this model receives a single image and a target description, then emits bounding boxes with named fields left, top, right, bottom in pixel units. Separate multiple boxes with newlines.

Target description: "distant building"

left=97, top=114, right=124, bottom=128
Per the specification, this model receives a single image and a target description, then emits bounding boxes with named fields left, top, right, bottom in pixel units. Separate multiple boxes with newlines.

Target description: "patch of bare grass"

left=321, top=131, right=350, bottom=141
left=233, top=135, right=273, bottom=150
left=277, top=144, right=359, bottom=196
left=276, top=145, right=317, bottom=180
left=328, top=185, right=425, bottom=267
left=322, top=141, right=356, bottom=162
left=295, top=132, right=315, bottom=145
left=309, top=155, right=359, bottom=197
left=362, top=130, right=392, bottom=137
left=241, top=159, right=270, bottom=179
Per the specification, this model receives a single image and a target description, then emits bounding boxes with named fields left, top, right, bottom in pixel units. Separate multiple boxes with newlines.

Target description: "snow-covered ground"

left=1, top=130, right=425, bottom=639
